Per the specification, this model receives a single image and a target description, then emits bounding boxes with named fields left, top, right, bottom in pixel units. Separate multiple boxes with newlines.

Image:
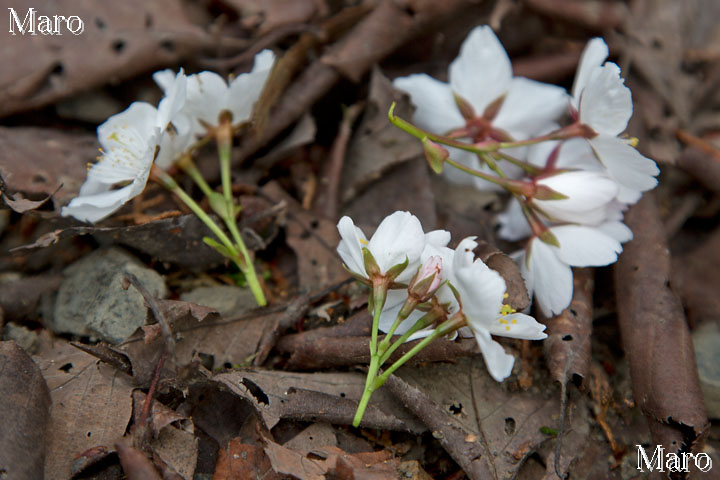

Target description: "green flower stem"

left=445, top=157, right=506, bottom=188
left=491, top=151, right=544, bottom=176
left=156, top=170, right=239, bottom=258
left=215, top=129, right=267, bottom=307
left=373, top=315, right=464, bottom=390
left=353, top=296, right=385, bottom=427
left=226, top=211, right=267, bottom=306
left=376, top=304, right=413, bottom=357
left=378, top=312, right=439, bottom=365
left=218, top=135, right=233, bottom=208
left=388, top=102, right=588, bottom=155
left=179, top=157, right=214, bottom=197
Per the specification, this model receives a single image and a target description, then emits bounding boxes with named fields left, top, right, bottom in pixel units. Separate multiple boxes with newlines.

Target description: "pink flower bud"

left=409, top=256, right=443, bottom=302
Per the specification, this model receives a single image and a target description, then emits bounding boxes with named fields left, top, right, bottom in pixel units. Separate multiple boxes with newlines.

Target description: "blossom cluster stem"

left=215, top=125, right=267, bottom=307
left=353, top=294, right=386, bottom=427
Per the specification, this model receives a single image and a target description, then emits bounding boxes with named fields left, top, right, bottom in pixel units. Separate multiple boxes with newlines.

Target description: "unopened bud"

left=422, top=137, right=449, bottom=174
left=409, top=256, right=443, bottom=302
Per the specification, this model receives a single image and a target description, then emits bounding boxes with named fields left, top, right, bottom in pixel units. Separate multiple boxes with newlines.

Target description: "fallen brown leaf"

left=36, top=339, right=134, bottom=480
left=214, top=439, right=284, bottom=480
left=673, top=225, right=720, bottom=326
left=213, top=368, right=425, bottom=432
left=0, top=0, right=207, bottom=117
left=0, top=341, right=52, bottom=480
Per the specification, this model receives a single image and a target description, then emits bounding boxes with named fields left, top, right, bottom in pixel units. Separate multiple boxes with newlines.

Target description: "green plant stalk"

left=179, top=157, right=214, bottom=197
left=353, top=294, right=385, bottom=427
left=157, top=171, right=239, bottom=258
left=216, top=136, right=267, bottom=307
left=376, top=307, right=412, bottom=357
left=378, top=311, right=439, bottom=365
left=388, top=102, right=580, bottom=154
left=373, top=315, right=463, bottom=390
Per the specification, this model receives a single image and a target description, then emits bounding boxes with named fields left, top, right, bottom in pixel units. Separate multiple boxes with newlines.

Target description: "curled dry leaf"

left=0, top=0, right=207, bottom=117
left=213, top=368, right=425, bottom=432
left=615, top=193, right=709, bottom=457
left=36, top=340, right=134, bottom=480
left=0, top=341, right=52, bottom=480
left=116, top=438, right=162, bottom=480
left=541, top=267, right=594, bottom=386
left=227, top=0, right=326, bottom=35
left=476, top=240, right=531, bottom=312
left=0, top=127, right=96, bottom=207
left=261, top=181, right=346, bottom=291
left=339, top=67, right=423, bottom=203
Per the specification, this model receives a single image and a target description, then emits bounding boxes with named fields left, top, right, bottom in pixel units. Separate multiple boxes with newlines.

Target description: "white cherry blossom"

left=518, top=224, right=625, bottom=316
left=448, top=237, right=546, bottom=381
left=393, top=25, right=568, bottom=188
left=572, top=38, right=659, bottom=202
left=336, top=211, right=450, bottom=284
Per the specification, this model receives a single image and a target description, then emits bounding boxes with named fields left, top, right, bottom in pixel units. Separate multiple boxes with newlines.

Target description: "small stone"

left=180, top=285, right=256, bottom=317
left=53, top=248, right=167, bottom=343
left=692, top=321, right=720, bottom=419
left=2, top=322, right=39, bottom=354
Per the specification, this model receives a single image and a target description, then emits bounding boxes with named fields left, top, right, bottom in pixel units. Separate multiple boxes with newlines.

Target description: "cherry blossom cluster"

left=62, top=51, right=276, bottom=307
left=62, top=50, right=275, bottom=223
left=338, top=211, right=547, bottom=425
left=391, top=27, right=659, bottom=316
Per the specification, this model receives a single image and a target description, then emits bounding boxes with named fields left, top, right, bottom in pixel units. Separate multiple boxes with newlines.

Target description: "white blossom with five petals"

left=572, top=38, right=659, bottom=203
left=393, top=25, right=568, bottom=187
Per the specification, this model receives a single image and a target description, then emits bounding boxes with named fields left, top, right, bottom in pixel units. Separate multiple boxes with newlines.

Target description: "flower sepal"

left=422, top=137, right=449, bottom=174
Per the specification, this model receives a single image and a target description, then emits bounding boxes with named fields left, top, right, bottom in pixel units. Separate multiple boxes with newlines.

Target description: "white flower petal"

left=156, top=70, right=187, bottom=130
left=227, top=49, right=276, bottom=123
left=454, top=259, right=506, bottom=327
left=497, top=197, right=532, bottom=242
left=527, top=238, right=573, bottom=316
left=589, top=135, right=659, bottom=193
left=488, top=312, right=547, bottom=340
left=62, top=182, right=139, bottom=223
left=449, top=25, right=512, bottom=114
left=597, top=220, right=633, bottom=243
left=393, top=74, right=465, bottom=134
left=552, top=225, right=622, bottom=266
left=97, top=102, right=159, bottom=152
left=473, top=327, right=515, bottom=382
left=336, top=216, right=367, bottom=277
left=493, top=77, right=568, bottom=138
left=534, top=171, right=618, bottom=224
left=368, top=211, right=425, bottom=277
left=571, top=38, right=609, bottom=104
left=185, top=71, right=229, bottom=126
left=425, top=229, right=451, bottom=248
left=579, top=63, right=632, bottom=136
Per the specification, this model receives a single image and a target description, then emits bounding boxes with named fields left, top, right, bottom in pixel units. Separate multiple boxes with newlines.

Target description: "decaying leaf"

left=214, top=439, right=284, bottom=480
left=615, top=193, right=709, bottom=458
left=263, top=438, right=399, bottom=480
left=395, top=357, right=578, bottom=480
left=0, top=127, right=96, bottom=207
left=342, top=158, right=437, bottom=234
left=339, top=67, right=424, bottom=203
left=0, top=0, right=207, bottom=117
left=476, top=240, right=531, bottom=312
left=262, top=181, right=346, bottom=291
left=0, top=341, right=52, bottom=480
left=213, top=368, right=425, bottom=432
left=227, top=0, right=326, bottom=35
left=542, top=268, right=594, bottom=386
left=36, top=339, right=134, bottom=480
